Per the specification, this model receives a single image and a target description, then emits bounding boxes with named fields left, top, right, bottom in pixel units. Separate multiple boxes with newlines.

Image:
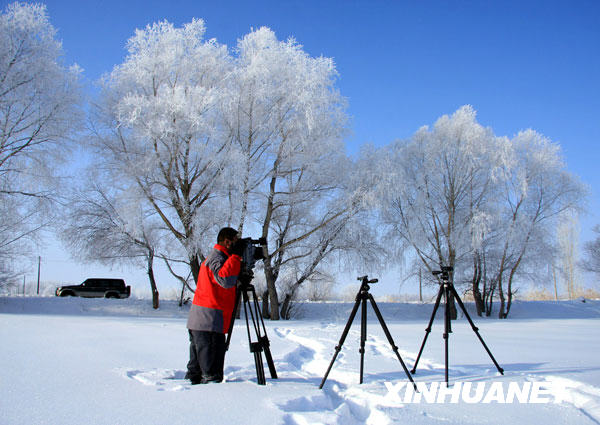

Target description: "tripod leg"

left=359, top=296, right=367, bottom=384
left=319, top=297, right=362, bottom=389
left=411, top=285, right=444, bottom=374
left=449, top=285, right=504, bottom=375
left=251, top=342, right=266, bottom=385
left=242, top=291, right=254, bottom=346
left=443, top=285, right=450, bottom=386
left=368, top=295, right=417, bottom=390
left=225, top=287, right=243, bottom=351
left=241, top=289, right=267, bottom=385
left=250, top=287, right=278, bottom=379
left=259, top=335, right=277, bottom=379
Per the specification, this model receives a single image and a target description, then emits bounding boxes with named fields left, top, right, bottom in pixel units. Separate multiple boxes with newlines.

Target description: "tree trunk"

left=483, top=254, right=495, bottom=317
left=178, top=279, right=187, bottom=307
left=280, top=293, right=293, bottom=320
left=505, top=290, right=513, bottom=318
left=280, top=279, right=305, bottom=320
left=473, top=289, right=484, bottom=317
left=473, top=288, right=484, bottom=317
left=262, top=289, right=270, bottom=318
left=263, top=261, right=280, bottom=320
left=472, top=253, right=484, bottom=316
left=190, top=255, right=201, bottom=284
left=448, top=267, right=457, bottom=320
left=483, top=276, right=496, bottom=317
left=147, top=250, right=159, bottom=309
left=504, top=261, right=521, bottom=319
left=448, top=292, right=458, bottom=320
left=498, top=275, right=507, bottom=319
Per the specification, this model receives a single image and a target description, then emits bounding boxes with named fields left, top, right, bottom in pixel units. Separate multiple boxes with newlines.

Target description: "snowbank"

left=2, top=296, right=599, bottom=321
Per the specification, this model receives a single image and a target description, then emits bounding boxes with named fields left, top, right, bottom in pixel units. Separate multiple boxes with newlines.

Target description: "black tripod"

left=225, top=277, right=277, bottom=385
left=320, top=276, right=417, bottom=390
left=411, top=266, right=504, bottom=386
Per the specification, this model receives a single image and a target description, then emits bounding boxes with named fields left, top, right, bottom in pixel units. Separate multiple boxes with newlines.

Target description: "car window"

left=81, top=279, right=124, bottom=288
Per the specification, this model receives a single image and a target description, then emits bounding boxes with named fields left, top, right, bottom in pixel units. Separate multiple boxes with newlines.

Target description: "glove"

left=231, top=238, right=245, bottom=257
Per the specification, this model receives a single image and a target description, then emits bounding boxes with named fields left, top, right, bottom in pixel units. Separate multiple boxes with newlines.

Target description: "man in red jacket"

left=186, top=227, right=244, bottom=384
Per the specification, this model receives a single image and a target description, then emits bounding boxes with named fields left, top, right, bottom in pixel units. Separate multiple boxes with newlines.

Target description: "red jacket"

left=187, top=244, right=241, bottom=333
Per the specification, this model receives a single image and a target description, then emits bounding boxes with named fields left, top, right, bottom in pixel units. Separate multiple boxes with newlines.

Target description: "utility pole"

left=23, top=275, right=26, bottom=295
left=36, top=256, right=41, bottom=295
left=552, top=265, right=559, bottom=301
left=419, top=269, right=423, bottom=302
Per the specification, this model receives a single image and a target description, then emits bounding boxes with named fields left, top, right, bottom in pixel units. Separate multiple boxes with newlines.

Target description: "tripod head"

left=357, top=275, right=378, bottom=284
left=432, top=266, right=453, bottom=283
left=357, top=275, right=378, bottom=293
left=237, top=271, right=255, bottom=291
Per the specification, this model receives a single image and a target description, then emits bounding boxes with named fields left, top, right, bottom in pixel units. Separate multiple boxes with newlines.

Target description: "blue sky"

left=8, top=0, right=599, bottom=293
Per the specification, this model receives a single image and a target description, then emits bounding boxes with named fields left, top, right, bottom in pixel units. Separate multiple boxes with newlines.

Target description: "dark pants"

left=186, top=330, right=226, bottom=383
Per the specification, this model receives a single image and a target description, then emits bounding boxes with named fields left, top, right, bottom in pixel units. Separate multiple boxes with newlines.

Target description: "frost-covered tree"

left=0, top=192, right=27, bottom=290
left=223, top=28, right=355, bottom=320
left=62, top=179, right=162, bottom=308
left=92, top=21, right=374, bottom=317
left=486, top=130, right=586, bottom=317
left=0, top=2, right=82, bottom=270
left=379, top=106, right=586, bottom=318
left=274, top=147, right=388, bottom=319
left=556, top=210, right=581, bottom=299
left=92, top=19, right=233, bottom=282
left=381, top=106, right=502, bottom=316
left=581, top=225, right=600, bottom=280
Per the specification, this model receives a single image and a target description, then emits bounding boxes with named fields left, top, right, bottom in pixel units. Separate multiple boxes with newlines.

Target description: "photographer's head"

left=217, top=227, right=240, bottom=252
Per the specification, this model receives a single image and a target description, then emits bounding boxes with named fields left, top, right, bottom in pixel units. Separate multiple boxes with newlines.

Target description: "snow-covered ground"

left=2, top=296, right=600, bottom=424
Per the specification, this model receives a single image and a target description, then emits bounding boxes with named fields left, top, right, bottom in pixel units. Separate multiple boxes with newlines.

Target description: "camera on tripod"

left=432, top=266, right=453, bottom=281
left=225, top=236, right=276, bottom=386
left=239, top=237, right=267, bottom=275
left=357, top=275, right=378, bottom=284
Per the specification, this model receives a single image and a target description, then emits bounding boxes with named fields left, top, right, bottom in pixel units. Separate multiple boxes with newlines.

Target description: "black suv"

left=55, top=278, right=131, bottom=299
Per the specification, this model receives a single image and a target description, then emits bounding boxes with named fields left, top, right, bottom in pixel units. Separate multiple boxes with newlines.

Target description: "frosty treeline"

left=1, top=4, right=590, bottom=318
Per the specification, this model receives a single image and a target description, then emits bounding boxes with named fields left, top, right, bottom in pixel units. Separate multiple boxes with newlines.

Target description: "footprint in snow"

left=118, top=368, right=191, bottom=391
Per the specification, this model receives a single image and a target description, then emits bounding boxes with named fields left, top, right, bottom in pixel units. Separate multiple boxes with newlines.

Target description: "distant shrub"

left=520, top=288, right=556, bottom=301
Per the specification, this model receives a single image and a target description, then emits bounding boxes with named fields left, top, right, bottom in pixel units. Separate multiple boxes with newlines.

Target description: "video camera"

left=239, top=237, right=267, bottom=275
